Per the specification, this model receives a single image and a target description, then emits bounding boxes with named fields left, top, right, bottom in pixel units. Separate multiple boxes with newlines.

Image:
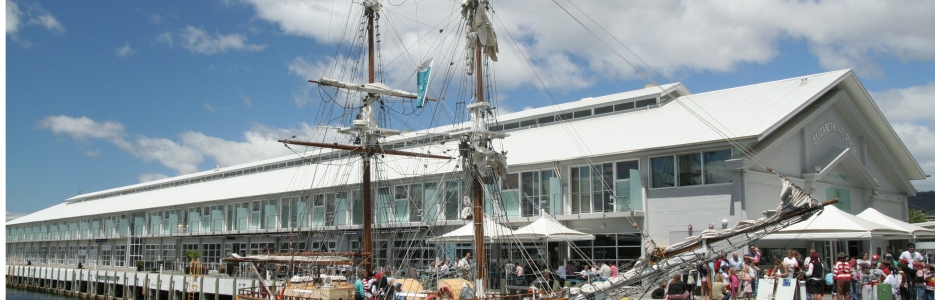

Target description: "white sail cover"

left=462, top=0, right=499, bottom=75
left=318, top=77, right=418, bottom=99
left=427, top=215, right=520, bottom=243
left=512, top=213, right=595, bottom=241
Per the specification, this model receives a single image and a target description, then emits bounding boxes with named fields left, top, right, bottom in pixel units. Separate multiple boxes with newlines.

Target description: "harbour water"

left=7, top=288, right=75, bottom=300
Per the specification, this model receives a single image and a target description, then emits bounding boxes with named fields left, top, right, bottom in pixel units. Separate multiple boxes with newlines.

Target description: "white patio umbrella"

left=427, top=215, right=521, bottom=243
left=512, top=213, right=595, bottom=242
left=857, top=208, right=935, bottom=238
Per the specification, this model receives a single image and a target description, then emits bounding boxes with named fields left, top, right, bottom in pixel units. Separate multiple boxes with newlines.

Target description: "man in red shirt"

left=833, top=252, right=852, bottom=300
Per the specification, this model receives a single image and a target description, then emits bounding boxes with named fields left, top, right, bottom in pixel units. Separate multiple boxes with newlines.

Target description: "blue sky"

left=5, top=0, right=935, bottom=219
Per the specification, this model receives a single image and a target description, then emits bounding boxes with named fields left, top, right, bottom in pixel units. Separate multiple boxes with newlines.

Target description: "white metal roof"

left=8, top=69, right=869, bottom=225
left=503, top=69, right=851, bottom=165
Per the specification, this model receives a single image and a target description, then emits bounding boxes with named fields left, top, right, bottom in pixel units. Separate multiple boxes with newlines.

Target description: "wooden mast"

left=472, top=28, right=487, bottom=290
left=362, top=4, right=376, bottom=277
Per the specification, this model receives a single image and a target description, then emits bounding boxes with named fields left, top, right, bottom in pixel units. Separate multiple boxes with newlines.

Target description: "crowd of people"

left=650, top=243, right=935, bottom=300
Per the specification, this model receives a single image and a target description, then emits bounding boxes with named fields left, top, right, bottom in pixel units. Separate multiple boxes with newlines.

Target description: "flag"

left=416, top=57, right=434, bottom=108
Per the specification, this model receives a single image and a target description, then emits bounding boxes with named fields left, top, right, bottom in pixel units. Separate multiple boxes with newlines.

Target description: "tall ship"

left=230, top=1, right=836, bottom=300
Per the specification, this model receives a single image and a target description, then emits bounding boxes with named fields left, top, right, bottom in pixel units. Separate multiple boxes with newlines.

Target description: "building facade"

left=6, top=69, right=926, bottom=271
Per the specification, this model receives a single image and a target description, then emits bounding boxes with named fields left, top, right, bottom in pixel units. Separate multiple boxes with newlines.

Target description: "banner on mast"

left=416, top=57, right=434, bottom=108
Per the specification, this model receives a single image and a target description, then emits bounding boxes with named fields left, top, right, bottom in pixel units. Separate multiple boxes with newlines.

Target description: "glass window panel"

left=635, top=99, right=655, bottom=108
left=703, top=149, right=733, bottom=184
left=677, top=153, right=702, bottom=186
left=650, top=156, right=675, bottom=188
left=502, top=173, right=518, bottom=190
left=557, top=112, right=573, bottom=121
left=573, top=110, right=592, bottom=118
left=594, top=105, right=614, bottom=115
left=614, top=102, right=635, bottom=111
left=538, top=116, right=555, bottom=124
left=444, top=182, right=460, bottom=220
left=520, top=119, right=536, bottom=127
left=571, top=167, right=581, bottom=214
left=540, top=170, right=554, bottom=214
left=502, top=122, right=520, bottom=130
left=615, top=160, right=639, bottom=180
left=409, top=184, right=423, bottom=222
left=521, top=171, right=540, bottom=217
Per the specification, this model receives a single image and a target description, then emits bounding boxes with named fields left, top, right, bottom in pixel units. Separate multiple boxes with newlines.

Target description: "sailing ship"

left=232, top=1, right=835, bottom=300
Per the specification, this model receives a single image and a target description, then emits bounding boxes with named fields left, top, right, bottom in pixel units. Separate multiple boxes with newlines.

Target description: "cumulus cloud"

left=174, top=26, right=267, bottom=54
left=872, top=82, right=935, bottom=191
left=39, top=115, right=345, bottom=175
left=116, top=42, right=134, bottom=58
left=138, top=173, right=169, bottom=183
left=243, top=0, right=935, bottom=91
left=7, top=0, right=65, bottom=45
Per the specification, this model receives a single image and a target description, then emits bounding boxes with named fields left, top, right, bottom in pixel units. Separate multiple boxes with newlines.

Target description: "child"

left=729, top=269, right=740, bottom=300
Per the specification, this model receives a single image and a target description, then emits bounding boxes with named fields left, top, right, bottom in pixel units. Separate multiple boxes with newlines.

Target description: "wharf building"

left=6, top=69, right=927, bottom=271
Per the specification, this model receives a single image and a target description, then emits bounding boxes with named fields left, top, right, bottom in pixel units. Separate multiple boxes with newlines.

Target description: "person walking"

left=835, top=252, right=854, bottom=300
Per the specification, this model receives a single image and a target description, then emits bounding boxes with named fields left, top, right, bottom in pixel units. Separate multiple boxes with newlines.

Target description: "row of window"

left=650, top=149, right=733, bottom=188
left=10, top=149, right=732, bottom=241
left=488, top=96, right=666, bottom=132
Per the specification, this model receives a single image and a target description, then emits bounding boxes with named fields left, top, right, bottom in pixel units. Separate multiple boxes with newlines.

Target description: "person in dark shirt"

left=651, top=282, right=667, bottom=299
left=667, top=274, right=690, bottom=300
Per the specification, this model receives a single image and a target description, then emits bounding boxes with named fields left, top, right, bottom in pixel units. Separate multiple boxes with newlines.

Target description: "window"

left=538, top=116, right=555, bottom=124
left=114, top=245, right=127, bottom=267
left=614, top=102, right=634, bottom=111
left=651, top=149, right=732, bottom=189
left=570, top=233, right=642, bottom=266
left=202, top=243, right=221, bottom=268
left=573, top=109, right=592, bottom=118
left=521, top=171, right=541, bottom=217
left=557, top=112, right=573, bottom=121
left=162, top=245, right=176, bottom=261
left=827, top=187, right=851, bottom=213
left=443, top=182, right=460, bottom=220
left=570, top=163, right=614, bottom=214
left=520, top=119, right=537, bottom=127
left=635, top=99, right=655, bottom=108
left=395, top=185, right=410, bottom=222
left=409, top=184, right=423, bottom=222
left=502, top=122, right=520, bottom=130
left=614, top=160, right=642, bottom=211
left=678, top=153, right=702, bottom=186
left=703, top=150, right=732, bottom=184
left=594, top=105, right=614, bottom=115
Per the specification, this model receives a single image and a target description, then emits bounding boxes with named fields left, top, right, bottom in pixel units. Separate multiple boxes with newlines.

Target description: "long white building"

left=6, top=69, right=927, bottom=271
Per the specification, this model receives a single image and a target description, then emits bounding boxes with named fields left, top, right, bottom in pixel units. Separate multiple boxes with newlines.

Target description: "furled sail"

left=317, top=77, right=418, bottom=99
left=462, top=0, right=499, bottom=75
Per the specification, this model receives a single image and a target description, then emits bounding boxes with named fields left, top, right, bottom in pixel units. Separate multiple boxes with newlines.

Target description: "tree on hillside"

left=909, top=209, right=928, bottom=223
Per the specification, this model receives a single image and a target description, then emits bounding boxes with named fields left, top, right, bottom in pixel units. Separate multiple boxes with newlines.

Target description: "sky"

left=4, top=0, right=935, bottom=220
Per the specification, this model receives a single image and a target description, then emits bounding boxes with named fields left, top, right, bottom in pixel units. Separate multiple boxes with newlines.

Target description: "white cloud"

left=7, top=0, right=65, bottom=45
left=157, top=32, right=174, bottom=47
left=177, top=26, right=267, bottom=54
left=872, top=82, right=935, bottom=126
left=243, top=0, right=935, bottom=92
left=872, top=82, right=935, bottom=192
left=116, top=42, right=134, bottom=58
left=39, top=115, right=345, bottom=175
left=6, top=211, right=28, bottom=222
left=7, top=0, right=22, bottom=34
left=138, top=173, right=169, bottom=183
left=30, top=13, right=64, bottom=33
